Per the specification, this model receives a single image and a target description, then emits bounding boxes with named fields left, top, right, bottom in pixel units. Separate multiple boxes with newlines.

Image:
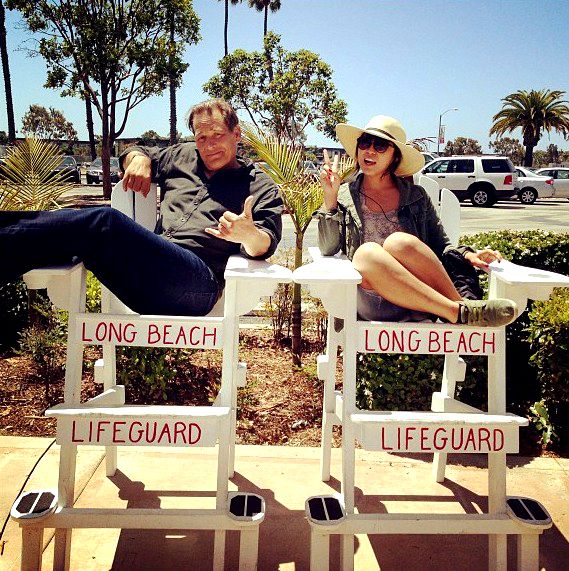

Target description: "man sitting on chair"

left=0, top=98, right=283, bottom=316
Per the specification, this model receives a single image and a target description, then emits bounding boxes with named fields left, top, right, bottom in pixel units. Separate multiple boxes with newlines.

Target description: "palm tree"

left=248, top=0, right=281, bottom=37
left=242, top=124, right=354, bottom=365
left=0, top=0, right=16, bottom=143
left=490, top=89, right=569, bottom=167
left=218, top=0, right=242, bottom=57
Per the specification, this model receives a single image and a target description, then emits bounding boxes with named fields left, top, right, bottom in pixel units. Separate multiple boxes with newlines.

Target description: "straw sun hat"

left=336, top=115, right=425, bottom=177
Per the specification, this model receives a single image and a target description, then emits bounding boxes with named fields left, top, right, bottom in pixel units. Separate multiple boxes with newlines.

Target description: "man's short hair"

left=187, top=99, right=239, bottom=133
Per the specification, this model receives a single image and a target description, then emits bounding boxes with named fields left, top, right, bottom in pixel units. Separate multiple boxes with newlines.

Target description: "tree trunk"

left=85, top=96, right=96, bottom=160
left=0, top=1, right=16, bottom=143
left=169, top=12, right=177, bottom=145
left=263, top=5, right=268, bottom=37
left=101, top=97, right=113, bottom=200
left=523, top=144, right=534, bottom=168
left=224, top=0, right=229, bottom=56
left=291, top=234, right=303, bottom=366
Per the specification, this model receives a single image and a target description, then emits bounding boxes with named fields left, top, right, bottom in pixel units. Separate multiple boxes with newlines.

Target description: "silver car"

left=514, top=167, right=554, bottom=204
left=535, top=167, right=569, bottom=199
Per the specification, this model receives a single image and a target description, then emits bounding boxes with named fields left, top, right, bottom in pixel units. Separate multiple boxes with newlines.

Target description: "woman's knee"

left=353, top=241, right=388, bottom=273
left=383, top=232, right=423, bottom=257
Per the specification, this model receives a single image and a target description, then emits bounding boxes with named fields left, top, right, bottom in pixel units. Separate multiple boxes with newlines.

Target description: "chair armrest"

left=294, top=248, right=361, bottom=286
left=292, top=248, right=361, bottom=319
left=224, top=255, right=292, bottom=285
left=488, top=259, right=569, bottom=312
left=222, top=255, right=293, bottom=317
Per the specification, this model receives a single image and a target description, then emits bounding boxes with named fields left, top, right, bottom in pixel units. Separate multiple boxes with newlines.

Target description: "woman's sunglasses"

left=357, top=134, right=392, bottom=153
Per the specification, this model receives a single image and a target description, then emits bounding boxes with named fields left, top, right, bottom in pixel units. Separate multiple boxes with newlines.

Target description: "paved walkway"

left=1, top=437, right=567, bottom=570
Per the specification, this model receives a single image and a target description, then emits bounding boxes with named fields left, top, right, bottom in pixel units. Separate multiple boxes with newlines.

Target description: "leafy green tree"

left=442, top=136, right=482, bottom=156
left=489, top=137, right=524, bottom=165
left=545, top=143, right=560, bottom=165
left=21, top=104, right=78, bottom=140
left=0, top=0, right=15, bottom=143
left=8, top=0, right=200, bottom=198
left=138, top=130, right=165, bottom=145
left=532, top=150, right=548, bottom=168
left=204, top=32, right=347, bottom=145
left=490, top=89, right=569, bottom=167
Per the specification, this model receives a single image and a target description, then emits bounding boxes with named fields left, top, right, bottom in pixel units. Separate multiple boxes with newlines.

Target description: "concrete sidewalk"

left=1, top=437, right=568, bottom=570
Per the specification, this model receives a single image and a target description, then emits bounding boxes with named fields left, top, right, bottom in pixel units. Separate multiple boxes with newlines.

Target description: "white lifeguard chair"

left=10, top=182, right=292, bottom=570
left=293, top=185, right=569, bottom=570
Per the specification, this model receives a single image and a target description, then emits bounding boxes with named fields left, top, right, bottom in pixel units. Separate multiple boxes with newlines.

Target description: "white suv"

left=416, top=155, right=517, bottom=207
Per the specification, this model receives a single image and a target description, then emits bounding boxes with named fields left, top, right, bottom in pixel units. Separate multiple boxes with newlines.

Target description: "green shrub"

left=357, top=353, right=487, bottom=412
left=116, top=347, right=192, bottom=401
left=17, top=294, right=67, bottom=401
left=0, top=280, right=28, bottom=350
left=86, top=271, right=101, bottom=313
left=527, top=288, right=569, bottom=447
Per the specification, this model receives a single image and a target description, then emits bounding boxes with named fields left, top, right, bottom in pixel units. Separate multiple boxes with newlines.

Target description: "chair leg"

left=340, top=535, right=354, bottom=571
left=517, top=534, right=539, bottom=570
left=213, top=529, right=226, bottom=570
left=310, top=530, right=329, bottom=571
left=320, top=324, right=341, bottom=482
left=21, top=527, right=44, bottom=571
left=320, top=411, right=334, bottom=482
left=53, top=528, right=72, bottom=571
left=238, top=528, right=259, bottom=571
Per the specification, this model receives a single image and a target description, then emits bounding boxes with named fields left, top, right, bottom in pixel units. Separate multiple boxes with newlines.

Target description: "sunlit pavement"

left=1, top=437, right=568, bottom=570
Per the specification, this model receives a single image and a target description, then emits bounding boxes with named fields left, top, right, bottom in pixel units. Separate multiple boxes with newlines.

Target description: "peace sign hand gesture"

left=320, top=149, right=341, bottom=212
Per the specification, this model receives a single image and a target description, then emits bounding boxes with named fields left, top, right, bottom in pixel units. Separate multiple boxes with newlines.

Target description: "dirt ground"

left=0, top=329, right=342, bottom=447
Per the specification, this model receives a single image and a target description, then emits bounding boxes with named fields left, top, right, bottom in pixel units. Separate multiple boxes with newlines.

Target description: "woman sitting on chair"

left=317, top=115, right=517, bottom=327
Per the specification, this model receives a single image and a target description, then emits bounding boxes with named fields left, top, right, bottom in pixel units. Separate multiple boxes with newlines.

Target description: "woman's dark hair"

left=187, top=98, right=239, bottom=133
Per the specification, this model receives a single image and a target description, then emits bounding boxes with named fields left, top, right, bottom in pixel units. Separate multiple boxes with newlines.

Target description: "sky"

left=1, top=0, right=569, bottom=153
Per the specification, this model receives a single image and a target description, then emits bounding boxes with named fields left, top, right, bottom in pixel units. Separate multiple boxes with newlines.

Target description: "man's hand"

left=205, top=196, right=270, bottom=257
left=121, top=152, right=152, bottom=197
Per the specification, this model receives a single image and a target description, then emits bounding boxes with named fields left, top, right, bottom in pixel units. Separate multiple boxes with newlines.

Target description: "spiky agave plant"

left=0, top=138, right=76, bottom=211
left=242, top=123, right=355, bottom=364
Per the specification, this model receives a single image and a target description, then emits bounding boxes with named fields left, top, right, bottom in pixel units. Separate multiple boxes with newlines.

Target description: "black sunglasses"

left=357, top=134, right=392, bottom=153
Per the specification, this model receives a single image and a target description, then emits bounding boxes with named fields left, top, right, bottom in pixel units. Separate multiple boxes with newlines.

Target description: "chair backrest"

left=417, top=175, right=460, bottom=247
left=111, top=180, right=158, bottom=231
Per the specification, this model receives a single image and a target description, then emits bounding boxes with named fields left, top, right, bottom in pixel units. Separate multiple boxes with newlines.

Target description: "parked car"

left=514, top=167, right=554, bottom=204
left=534, top=167, right=569, bottom=199
left=86, top=157, right=120, bottom=184
left=415, top=155, right=517, bottom=207
left=52, top=155, right=81, bottom=184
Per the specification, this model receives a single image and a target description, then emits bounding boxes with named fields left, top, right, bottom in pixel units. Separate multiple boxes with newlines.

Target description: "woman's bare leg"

left=352, top=241, right=460, bottom=322
left=382, top=232, right=462, bottom=301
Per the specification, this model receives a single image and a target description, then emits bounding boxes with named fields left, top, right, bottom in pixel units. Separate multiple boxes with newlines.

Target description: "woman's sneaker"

left=457, top=299, right=518, bottom=327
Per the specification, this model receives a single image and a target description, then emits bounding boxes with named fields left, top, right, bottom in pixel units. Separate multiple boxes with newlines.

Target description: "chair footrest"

left=46, top=405, right=231, bottom=447
left=351, top=411, right=527, bottom=454
left=228, top=492, right=265, bottom=523
left=306, top=495, right=346, bottom=525
left=507, top=497, right=552, bottom=528
left=11, top=490, right=58, bottom=521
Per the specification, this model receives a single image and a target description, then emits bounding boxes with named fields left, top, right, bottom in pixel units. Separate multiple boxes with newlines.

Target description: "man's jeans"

left=0, top=208, right=221, bottom=316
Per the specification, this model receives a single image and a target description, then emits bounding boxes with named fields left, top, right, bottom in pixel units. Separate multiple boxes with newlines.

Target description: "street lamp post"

left=437, top=107, right=458, bottom=154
